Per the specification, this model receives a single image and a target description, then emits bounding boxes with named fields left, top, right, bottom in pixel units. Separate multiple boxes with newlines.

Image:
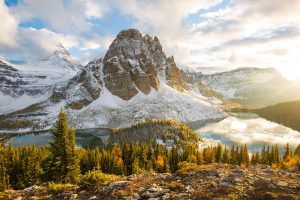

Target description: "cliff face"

left=1, top=29, right=225, bottom=130
left=51, top=59, right=103, bottom=109
left=51, top=29, right=190, bottom=107
left=103, top=29, right=187, bottom=100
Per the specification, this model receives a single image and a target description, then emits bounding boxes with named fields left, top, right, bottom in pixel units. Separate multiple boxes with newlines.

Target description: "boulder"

left=109, top=181, right=131, bottom=189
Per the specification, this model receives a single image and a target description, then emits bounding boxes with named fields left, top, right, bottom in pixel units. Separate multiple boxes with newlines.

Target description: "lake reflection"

left=10, top=114, right=300, bottom=151
left=12, top=128, right=111, bottom=148
left=197, top=114, right=300, bottom=151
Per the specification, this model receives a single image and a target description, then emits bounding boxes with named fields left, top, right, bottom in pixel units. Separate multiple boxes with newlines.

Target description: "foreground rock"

left=1, top=164, right=299, bottom=200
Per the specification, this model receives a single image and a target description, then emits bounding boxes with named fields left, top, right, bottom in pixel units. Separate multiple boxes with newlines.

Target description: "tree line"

left=0, top=110, right=299, bottom=191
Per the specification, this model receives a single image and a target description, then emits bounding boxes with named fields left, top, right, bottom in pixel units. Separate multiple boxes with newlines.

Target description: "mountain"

left=0, top=45, right=81, bottom=114
left=32, top=43, right=82, bottom=74
left=1, top=29, right=225, bottom=131
left=200, top=67, right=300, bottom=107
left=255, top=101, right=300, bottom=132
left=0, top=58, right=51, bottom=114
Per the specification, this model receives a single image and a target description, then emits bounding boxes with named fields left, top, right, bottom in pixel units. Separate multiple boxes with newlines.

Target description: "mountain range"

left=1, top=29, right=300, bottom=131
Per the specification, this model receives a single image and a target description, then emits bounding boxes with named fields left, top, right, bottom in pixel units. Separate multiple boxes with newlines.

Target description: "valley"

left=0, top=29, right=300, bottom=200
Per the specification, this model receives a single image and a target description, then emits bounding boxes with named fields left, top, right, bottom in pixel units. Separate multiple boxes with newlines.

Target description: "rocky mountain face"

left=200, top=67, right=298, bottom=107
left=0, top=44, right=82, bottom=114
left=0, top=58, right=52, bottom=114
left=1, top=29, right=225, bottom=130
left=0, top=58, right=48, bottom=97
left=51, top=59, right=103, bottom=109
left=51, top=29, right=193, bottom=109
left=39, top=43, right=82, bottom=73
left=102, top=29, right=187, bottom=100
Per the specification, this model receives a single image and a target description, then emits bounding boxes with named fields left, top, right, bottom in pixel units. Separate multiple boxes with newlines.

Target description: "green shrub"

left=176, top=161, right=198, bottom=175
left=168, top=182, right=184, bottom=191
left=80, top=170, right=118, bottom=190
left=47, top=182, right=77, bottom=194
left=177, top=161, right=197, bottom=170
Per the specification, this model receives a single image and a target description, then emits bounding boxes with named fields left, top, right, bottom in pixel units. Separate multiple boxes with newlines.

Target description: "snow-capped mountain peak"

left=1, top=29, right=226, bottom=130
left=41, top=43, right=82, bottom=73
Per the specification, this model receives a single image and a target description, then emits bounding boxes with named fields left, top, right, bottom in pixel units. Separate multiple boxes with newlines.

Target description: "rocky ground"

left=1, top=164, right=299, bottom=200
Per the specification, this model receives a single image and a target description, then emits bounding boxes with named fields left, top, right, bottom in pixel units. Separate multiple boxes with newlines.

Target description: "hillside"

left=1, top=164, right=299, bottom=200
left=256, top=101, right=300, bottom=132
left=0, top=44, right=81, bottom=115
left=201, top=67, right=300, bottom=107
left=108, top=119, right=201, bottom=147
left=0, top=29, right=225, bottom=131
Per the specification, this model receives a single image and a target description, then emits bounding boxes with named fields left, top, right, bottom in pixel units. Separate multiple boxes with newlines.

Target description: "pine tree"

left=243, top=144, right=249, bottom=164
left=215, top=143, right=223, bottom=163
left=283, top=143, right=292, bottom=160
left=47, top=109, right=80, bottom=183
left=261, top=144, right=269, bottom=165
left=294, top=144, right=300, bottom=156
left=274, top=144, right=280, bottom=164
left=230, top=145, right=238, bottom=165
left=0, top=146, right=9, bottom=191
left=222, top=147, right=229, bottom=164
left=66, top=127, right=80, bottom=183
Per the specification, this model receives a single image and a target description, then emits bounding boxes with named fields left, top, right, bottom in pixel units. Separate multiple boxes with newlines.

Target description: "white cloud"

left=9, top=28, right=80, bottom=60
left=188, top=0, right=300, bottom=79
left=2, top=0, right=300, bottom=79
left=0, top=0, right=18, bottom=47
left=84, top=0, right=108, bottom=18
left=198, top=116, right=300, bottom=149
left=80, top=35, right=113, bottom=51
left=110, top=0, right=221, bottom=62
left=10, top=0, right=107, bottom=33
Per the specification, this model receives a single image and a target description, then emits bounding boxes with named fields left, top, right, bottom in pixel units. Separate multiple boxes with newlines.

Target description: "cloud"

left=0, top=0, right=18, bottom=47
left=1, top=0, right=300, bottom=79
left=187, top=0, right=300, bottom=79
left=19, top=28, right=80, bottom=59
left=2, top=27, right=80, bottom=60
left=198, top=116, right=300, bottom=150
left=10, top=0, right=108, bottom=33
left=80, top=35, right=113, bottom=51
left=110, top=0, right=221, bottom=62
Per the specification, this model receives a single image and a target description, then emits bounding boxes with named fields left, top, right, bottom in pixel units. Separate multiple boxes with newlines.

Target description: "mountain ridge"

left=0, top=29, right=225, bottom=130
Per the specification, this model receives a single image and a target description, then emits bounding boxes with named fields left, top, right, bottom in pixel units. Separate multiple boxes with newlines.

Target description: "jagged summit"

left=1, top=28, right=224, bottom=129
left=40, top=43, right=82, bottom=73
left=102, top=28, right=188, bottom=100
left=51, top=29, right=191, bottom=106
left=0, top=57, right=18, bottom=72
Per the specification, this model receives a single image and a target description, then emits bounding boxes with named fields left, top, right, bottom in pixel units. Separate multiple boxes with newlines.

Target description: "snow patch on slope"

left=0, top=92, right=46, bottom=114
left=64, top=84, right=226, bottom=129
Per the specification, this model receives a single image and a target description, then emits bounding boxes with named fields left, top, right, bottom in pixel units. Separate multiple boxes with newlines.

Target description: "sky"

left=1, top=0, right=300, bottom=80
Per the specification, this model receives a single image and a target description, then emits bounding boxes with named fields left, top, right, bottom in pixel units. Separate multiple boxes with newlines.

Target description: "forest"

left=255, top=100, right=300, bottom=132
left=0, top=110, right=299, bottom=191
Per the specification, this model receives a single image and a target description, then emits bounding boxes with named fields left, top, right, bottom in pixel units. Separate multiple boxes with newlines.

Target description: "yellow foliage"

left=188, top=155, right=197, bottom=163
left=80, top=170, right=118, bottom=190
left=156, top=155, right=164, bottom=170
left=283, top=156, right=300, bottom=170
left=168, top=182, right=184, bottom=191
left=271, top=163, right=279, bottom=169
left=47, top=182, right=76, bottom=194
left=240, top=163, right=247, bottom=169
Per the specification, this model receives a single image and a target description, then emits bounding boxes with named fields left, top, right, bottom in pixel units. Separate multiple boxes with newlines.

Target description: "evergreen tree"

left=283, top=143, right=292, bottom=160
left=294, top=144, right=300, bottom=156
left=230, top=145, right=238, bottom=165
left=222, top=147, right=229, bottom=164
left=215, top=143, right=223, bottom=163
left=274, top=144, right=280, bottom=164
left=66, top=127, right=80, bottom=183
left=0, top=146, right=9, bottom=191
left=47, top=109, right=80, bottom=183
